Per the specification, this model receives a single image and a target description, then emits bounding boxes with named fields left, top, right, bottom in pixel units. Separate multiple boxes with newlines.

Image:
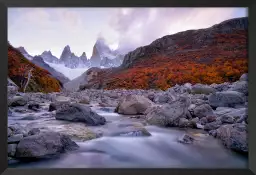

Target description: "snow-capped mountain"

left=31, top=56, right=70, bottom=84
left=59, top=45, right=89, bottom=68
left=40, top=51, right=60, bottom=64
left=16, top=47, right=34, bottom=60
left=89, top=38, right=124, bottom=68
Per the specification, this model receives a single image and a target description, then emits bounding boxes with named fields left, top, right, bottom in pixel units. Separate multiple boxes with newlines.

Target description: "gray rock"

left=8, top=96, right=28, bottom=107
left=206, top=115, right=217, bottom=123
left=179, top=118, right=190, bottom=128
left=220, top=115, right=235, bottom=124
left=216, top=124, right=248, bottom=153
left=28, top=128, right=40, bottom=136
left=55, top=103, right=106, bottom=126
left=193, top=104, right=214, bottom=118
left=228, top=81, right=248, bottom=96
left=191, top=84, right=216, bottom=95
left=190, top=117, right=199, bottom=128
left=208, top=91, right=245, bottom=108
left=15, top=132, right=79, bottom=159
left=200, top=117, right=208, bottom=125
left=210, top=82, right=231, bottom=92
left=8, top=134, right=23, bottom=144
left=214, top=107, right=247, bottom=123
left=209, top=130, right=217, bottom=137
left=153, top=92, right=176, bottom=104
left=204, top=120, right=222, bottom=131
left=79, top=96, right=90, bottom=104
left=118, top=126, right=151, bottom=137
left=8, top=144, right=18, bottom=157
left=28, top=102, right=40, bottom=111
left=239, top=73, right=248, bottom=81
left=8, top=128, right=12, bottom=137
left=116, top=95, right=153, bottom=115
left=146, top=96, right=190, bottom=127
left=178, top=134, right=195, bottom=144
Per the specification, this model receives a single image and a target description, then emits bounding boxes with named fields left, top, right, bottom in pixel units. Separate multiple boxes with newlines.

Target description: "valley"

left=7, top=16, right=248, bottom=168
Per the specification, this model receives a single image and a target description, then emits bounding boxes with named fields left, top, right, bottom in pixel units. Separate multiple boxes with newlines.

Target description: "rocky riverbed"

left=7, top=74, right=248, bottom=168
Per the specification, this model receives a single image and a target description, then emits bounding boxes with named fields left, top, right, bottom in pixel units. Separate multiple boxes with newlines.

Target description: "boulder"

left=28, top=102, right=40, bottom=111
left=193, top=104, right=214, bottom=118
left=116, top=95, right=153, bottom=115
left=200, top=117, right=208, bottom=125
left=208, top=91, right=245, bottom=108
left=8, top=134, right=24, bottom=144
left=228, top=81, right=248, bottom=96
left=146, top=96, right=190, bottom=127
left=216, top=124, right=248, bottom=153
left=220, top=115, right=235, bottom=124
left=79, top=96, right=90, bottom=104
left=15, top=132, right=79, bottom=159
left=28, top=128, right=41, bottom=136
left=191, top=84, right=216, bottom=95
left=204, top=120, right=222, bottom=131
left=209, top=130, right=217, bottom=137
left=8, top=96, right=28, bottom=107
left=8, top=144, right=17, bottom=157
left=55, top=103, right=106, bottom=126
left=178, top=118, right=190, bottom=128
left=239, top=73, right=248, bottom=81
left=8, top=128, right=12, bottom=137
left=206, top=115, right=217, bottom=123
left=178, top=134, right=195, bottom=144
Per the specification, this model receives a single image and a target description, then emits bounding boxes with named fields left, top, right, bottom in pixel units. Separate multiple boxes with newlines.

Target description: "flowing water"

left=8, top=105, right=248, bottom=168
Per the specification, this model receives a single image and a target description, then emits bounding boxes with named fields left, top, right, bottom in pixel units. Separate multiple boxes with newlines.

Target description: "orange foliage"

left=8, top=45, right=61, bottom=93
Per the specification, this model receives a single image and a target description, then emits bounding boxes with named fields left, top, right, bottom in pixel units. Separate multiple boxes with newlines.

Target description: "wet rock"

left=216, top=124, right=248, bottom=153
left=153, top=92, right=176, bottom=104
left=179, top=118, right=190, bottom=128
left=178, top=134, right=195, bottom=144
left=8, top=134, right=23, bottom=144
left=199, top=117, right=208, bottom=125
left=146, top=96, right=190, bottom=127
left=28, top=102, right=40, bottom=111
left=210, top=82, right=231, bottom=92
left=15, top=132, right=79, bottom=159
left=116, top=95, right=153, bottom=115
left=209, top=130, right=217, bottom=137
left=191, top=84, right=216, bottom=95
left=8, top=144, right=17, bottom=157
left=119, top=127, right=151, bottom=137
left=190, top=117, right=199, bottom=128
left=8, top=128, right=12, bottom=137
left=204, top=120, right=222, bottom=131
left=28, top=128, right=40, bottom=136
left=228, top=81, right=248, bottom=96
left=55, top=103, right=106, bottom=126
left=193, top=104, right=214, bottom=118
left=206, top=115, right=217, bottom=123
left=196, top=123, right=204, bottom=129
left=208, top=91, right=245, bottom=108
left=8, top=96, right=28, bottom=107
left=239, top=73, right=248, bottom=81
left=79, top=96, right=90, bottom=104
left=220, top=115, right=235, bottom=124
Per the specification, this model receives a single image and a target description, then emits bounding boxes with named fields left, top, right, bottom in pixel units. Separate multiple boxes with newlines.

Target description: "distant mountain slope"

left=75, top=17, right=248, bottom=91
left=31, top=56, right=70, bottom=84
left=16, top=47, right=34, bottom=60
left=8, top=44, right=62, bottom=93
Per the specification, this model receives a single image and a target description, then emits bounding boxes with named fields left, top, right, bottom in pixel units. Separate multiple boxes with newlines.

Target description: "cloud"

left=106, top=8, right=247, bottom=53
left=8, top=8, right=247, bottom=58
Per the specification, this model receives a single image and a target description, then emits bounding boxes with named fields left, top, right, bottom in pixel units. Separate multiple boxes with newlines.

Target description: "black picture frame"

left=1, top=0, right=255, bottom=175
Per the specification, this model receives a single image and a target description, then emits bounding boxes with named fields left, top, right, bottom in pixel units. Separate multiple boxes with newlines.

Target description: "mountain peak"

left=17, top=46, right=28, bottom=54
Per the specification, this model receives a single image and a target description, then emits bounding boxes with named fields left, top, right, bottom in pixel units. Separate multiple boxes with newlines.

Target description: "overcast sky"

left=8, top=8, right=247, bottom=58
